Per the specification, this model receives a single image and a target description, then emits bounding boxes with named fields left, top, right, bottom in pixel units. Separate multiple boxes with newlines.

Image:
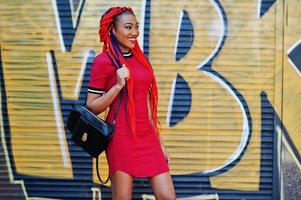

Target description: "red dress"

left=88, top=52, right=169, bottom=178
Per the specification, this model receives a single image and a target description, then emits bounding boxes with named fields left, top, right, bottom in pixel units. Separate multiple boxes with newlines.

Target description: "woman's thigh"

left=111, top=171, right=133, bottom=200
left=149, top=172, right=176, bottom=200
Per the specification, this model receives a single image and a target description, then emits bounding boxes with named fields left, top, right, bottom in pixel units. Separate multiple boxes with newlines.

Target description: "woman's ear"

left=111, top=25, right=116, bottom=34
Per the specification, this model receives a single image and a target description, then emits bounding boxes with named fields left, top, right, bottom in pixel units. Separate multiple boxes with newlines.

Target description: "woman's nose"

left=131, top=28, right=139, bottom=36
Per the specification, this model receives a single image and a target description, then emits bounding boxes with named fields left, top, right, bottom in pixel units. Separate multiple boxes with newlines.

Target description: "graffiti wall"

left=0, top=0, right=300, bottom=199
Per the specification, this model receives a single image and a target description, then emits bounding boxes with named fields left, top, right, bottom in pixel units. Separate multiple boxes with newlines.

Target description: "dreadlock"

left=98, top=7, right=160, bottom=136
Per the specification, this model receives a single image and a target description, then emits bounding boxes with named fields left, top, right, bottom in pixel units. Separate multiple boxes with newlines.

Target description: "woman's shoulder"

left=93, top=52, right=112, bottom=65
left=92, top=52, right=115, bottom=71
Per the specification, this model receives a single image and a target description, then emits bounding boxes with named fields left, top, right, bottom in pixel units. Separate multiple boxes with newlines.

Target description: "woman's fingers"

left=118, top=65, right=130, bottom=80
left=116, top=65, right=130, bottom=87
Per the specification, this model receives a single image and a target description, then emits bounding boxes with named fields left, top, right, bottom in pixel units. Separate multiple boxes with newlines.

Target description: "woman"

left=86, top=6, right=176, bottom=200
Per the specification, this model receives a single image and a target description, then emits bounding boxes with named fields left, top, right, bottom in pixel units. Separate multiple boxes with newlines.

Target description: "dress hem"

left=109, top=168, right=170, bottom=180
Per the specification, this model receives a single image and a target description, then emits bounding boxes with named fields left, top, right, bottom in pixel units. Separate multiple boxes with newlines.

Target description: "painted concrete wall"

left=0, top=0, right=300, bottom=199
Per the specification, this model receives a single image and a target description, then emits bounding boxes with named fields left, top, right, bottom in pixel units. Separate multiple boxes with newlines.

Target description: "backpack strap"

left=94, top=85, right=124, bottom=184
left=96, top=157, right=110, bottom=184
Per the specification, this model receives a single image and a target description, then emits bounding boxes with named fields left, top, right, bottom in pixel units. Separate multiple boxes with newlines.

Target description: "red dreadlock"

left=98, top=7, right=160, bottom=136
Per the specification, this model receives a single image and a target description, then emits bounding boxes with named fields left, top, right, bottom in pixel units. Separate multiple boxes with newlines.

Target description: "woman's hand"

left=116, top=64, right=129, bottom=89
left=160, top=143, right=171, bottom=165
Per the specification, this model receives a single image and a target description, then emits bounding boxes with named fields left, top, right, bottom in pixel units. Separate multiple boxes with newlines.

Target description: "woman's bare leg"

left=111, top=171, right=133, bottom=200
left=149, top=172, right=176, bottom=200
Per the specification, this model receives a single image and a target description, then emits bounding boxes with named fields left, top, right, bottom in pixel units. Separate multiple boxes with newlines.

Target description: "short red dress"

left=88, top=52, right=169, bottom=178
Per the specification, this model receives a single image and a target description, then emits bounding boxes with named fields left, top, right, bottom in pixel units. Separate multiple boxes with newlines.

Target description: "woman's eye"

left=125, top=26, right=132, bottom=30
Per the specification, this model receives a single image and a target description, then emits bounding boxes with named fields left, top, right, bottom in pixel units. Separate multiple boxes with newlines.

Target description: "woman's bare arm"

left=86, top=65, right=129, bottom=115
left=86, top=84, right=122, bottom=115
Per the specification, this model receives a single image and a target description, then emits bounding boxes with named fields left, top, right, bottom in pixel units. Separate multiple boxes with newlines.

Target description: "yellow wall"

left=0, top=0, right=300, bottom=199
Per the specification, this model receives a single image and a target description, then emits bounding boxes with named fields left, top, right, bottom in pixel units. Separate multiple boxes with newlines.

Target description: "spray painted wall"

left=0, top=0, right=300, bottom=199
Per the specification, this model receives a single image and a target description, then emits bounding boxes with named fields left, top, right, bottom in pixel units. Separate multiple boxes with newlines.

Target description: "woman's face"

left=112, top=14, right=139, bottom=52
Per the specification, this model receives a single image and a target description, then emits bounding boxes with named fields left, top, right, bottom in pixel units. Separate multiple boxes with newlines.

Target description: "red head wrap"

left=98, top=7, right=160, bottom=137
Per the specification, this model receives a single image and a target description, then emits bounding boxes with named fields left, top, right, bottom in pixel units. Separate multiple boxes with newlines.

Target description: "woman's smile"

left=112, top=14, right=139, bottom=52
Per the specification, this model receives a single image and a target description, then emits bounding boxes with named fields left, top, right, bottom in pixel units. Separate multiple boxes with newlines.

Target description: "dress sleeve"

left=88, top=54, right=114, bottom=94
